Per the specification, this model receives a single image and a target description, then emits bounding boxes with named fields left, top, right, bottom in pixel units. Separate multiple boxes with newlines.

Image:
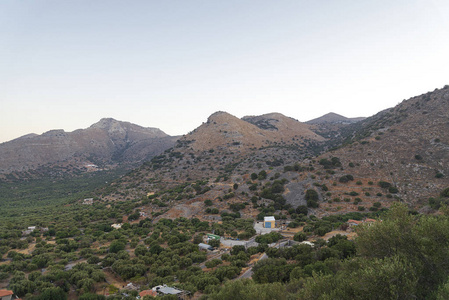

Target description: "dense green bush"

left=339, top=175, right=354, bottom=183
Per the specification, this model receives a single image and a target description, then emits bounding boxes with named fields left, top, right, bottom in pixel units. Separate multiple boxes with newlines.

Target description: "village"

left=0, top=213, right=379, bottom=300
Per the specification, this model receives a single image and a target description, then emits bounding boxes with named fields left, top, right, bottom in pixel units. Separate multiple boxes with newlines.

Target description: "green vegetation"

left=206, top=204, right=449, bottom=299
left=305, top=189, right=319, bottom=208
left=318, top=157, right=341, bottom=169
left=2, top=129, right=449, bottom=300
left=338, top=174, right=354, bottom=183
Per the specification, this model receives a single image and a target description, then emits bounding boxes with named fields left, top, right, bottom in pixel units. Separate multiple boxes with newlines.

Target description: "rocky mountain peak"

left=307, top=112, right=365, bottom=124
left=0, top=118, right=177, bottom=178
left=90, top=118, right=121, bottom=129
left=206, top=111, right=240, bottom=124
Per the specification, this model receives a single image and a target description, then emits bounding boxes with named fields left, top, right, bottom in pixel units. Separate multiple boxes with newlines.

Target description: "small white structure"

left=28, top=226, right=36, bottom=231
left=198, top=243, right=214, bottom=251
left=264, top=216, right=276, bottom=228
left=82, top=198, right=94, bottom=205
left=152, top=285, right=185, bottom=296
left=111, top=223, right=122, bottom=229
left=299, top=241, right=315, bottom=247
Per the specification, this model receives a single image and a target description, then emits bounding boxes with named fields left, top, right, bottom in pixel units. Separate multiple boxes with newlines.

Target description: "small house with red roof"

left=139, top=289, right=158, bottom=298
left=0, top=290, right=14, bottom=300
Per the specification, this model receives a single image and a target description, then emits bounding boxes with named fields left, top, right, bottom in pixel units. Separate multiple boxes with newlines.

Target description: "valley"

left=0, top=86, right=449, bottom=299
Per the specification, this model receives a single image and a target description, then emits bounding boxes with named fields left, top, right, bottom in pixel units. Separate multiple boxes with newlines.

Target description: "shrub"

left=373, top=202, right=381, bottom=208
left=441, top=188, right=449, bottom=198
left=378, top=181, right=392, bottom=189
left=307, top=200, right=319, bottom=208
left=339, top=175, right=354, bottom=183
left=305, top=189, right=319, bottom=201
left=293, top=232, right=307, bottom=242
left=296, top=205, right=308, bottom=215
left=389, top=186, right=399, bottom=194
left=258, top=170, right=267, bottom=180
left=109, top=241, right=125, bottom=253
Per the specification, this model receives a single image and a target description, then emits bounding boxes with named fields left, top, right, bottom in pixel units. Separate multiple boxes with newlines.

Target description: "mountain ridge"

left=96, top=85, right=449, bottom=220
left=0, top=118, right=178, bottom=179
left=307, top=112, right=366, bottom=124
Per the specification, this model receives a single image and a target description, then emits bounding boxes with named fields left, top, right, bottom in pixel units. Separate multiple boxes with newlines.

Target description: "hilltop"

left=306, top=112, right=365, bottom=124
left=179, top=111, right=324, bottom=152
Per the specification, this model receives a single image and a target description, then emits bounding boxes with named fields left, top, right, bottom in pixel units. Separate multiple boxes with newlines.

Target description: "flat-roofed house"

left=264, top=216, right=276, bottom=228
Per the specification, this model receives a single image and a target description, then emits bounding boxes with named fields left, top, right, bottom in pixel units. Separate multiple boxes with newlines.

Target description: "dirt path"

left=321, top=230, right=357, bottom=241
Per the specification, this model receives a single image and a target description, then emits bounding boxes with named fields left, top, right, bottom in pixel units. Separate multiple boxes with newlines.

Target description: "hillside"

left=96, top=86, right=449, bottom=222
left=1, top=87, right=449, bottom=300
left=96, top=111, right=329, bottom=217
left=179, top=111, right=324, bottom=152
left=0, top=118, right=178, bottom=180
left=317, top=86, right=449, bottom=205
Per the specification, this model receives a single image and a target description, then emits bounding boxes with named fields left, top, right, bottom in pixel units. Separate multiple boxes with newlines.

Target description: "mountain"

left=0, top=118, right=178, bottom=179
left=305, top=113, right=366, bottom=150
left=97, top=111, right=328, bottom=216
left=317, top=86, right=449, bottom=205
left=307, top=112, right=365, bottom=124
left=96, top=86, right=449, bottom=221
left=179, top=111, right=325, bottom=152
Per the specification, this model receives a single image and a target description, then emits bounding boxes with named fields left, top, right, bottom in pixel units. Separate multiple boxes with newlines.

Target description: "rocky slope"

left=0, top=118, right=178, bottom=179
left=320, top=86, right=449, bottom=204
left=95, top=86, right=449, bottom=222
left=178, top=111, right=325, bottom=152
left=96, top=111, right=328, bottom=212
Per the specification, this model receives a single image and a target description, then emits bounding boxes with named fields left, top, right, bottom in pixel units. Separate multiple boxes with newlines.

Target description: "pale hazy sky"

left=1, top=0, right=449, bottom=143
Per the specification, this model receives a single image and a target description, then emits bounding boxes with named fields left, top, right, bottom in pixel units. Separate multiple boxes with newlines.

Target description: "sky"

left=1, top=0, right=449, bottom=143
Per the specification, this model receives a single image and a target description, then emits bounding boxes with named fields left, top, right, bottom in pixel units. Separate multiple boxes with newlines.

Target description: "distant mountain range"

left=3, top=84, right=449, bottom=214
left=0, top=118, right=178, bottom=179
left=0, top=110, right=365, bottom=180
